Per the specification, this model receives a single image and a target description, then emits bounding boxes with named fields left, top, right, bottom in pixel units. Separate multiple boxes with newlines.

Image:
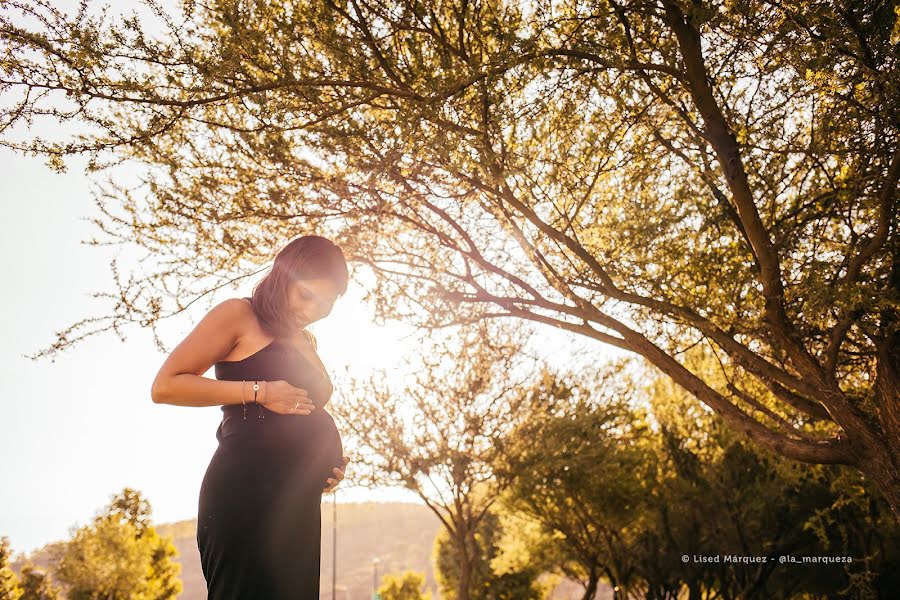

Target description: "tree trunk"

left=687, top=580, right=702, bottom=600
left=581, top=566, right=599, bottom=600
left=455, top=532, right=472, bottom=600
left=872, top=252, right=900, bottom=521
left=858, top=447, right=900, bottom=522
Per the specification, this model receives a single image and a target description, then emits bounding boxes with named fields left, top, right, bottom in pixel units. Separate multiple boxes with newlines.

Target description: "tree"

left=334, top=320, right=544, bottom=600
left=499, top=355, right=900, bottom=599
left=2, top=0, right=898, bottom=515
left=432, top=508, right=548, bottom=600
left=642, top=366, right=900, bottom=599
left=50, top=488, right=182, bottom=600
left=496, top=366, right=658, bottom=599
left=488, top=506, right=567, bottom=594
left=0, top=537, right=23, bottom=600
left=102, top=487, right=152, bottom=537
left=377, top=571, right=431, bottom=600
left=497, top=348, right=900, bottom=600
left=18, top=564, right=61, bottom=600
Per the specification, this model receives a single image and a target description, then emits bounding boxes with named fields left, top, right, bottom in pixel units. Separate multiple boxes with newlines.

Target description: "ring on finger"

left=293, top=401, right=299, bottom=409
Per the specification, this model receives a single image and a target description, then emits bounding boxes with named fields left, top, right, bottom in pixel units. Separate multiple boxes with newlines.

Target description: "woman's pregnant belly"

left=217, top=406, right=344, bottom=484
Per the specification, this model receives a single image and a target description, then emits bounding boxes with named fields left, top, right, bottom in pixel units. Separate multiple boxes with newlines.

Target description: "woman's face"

left=286, top=276, right=341, bottom=330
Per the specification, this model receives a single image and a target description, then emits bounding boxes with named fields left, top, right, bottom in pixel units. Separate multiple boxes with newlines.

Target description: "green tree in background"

left=18, top=564, right=61, bottom=600
left=335, top=320, right=545, bottom=600
left=103, top=487, right=153, bottom=537
left=645, top=350, right=900, bottom=598
left=498, top=354, right=900, bottom=598
left=98, top=487, right=181, bottom=599
left=51, top=488, right=182, bottom=600
left=488, top=507, right=567, bottom=596
left=377, top=571, right=431, bottom=600
left=496, top=367, right=657, bottom=599
left=0, top=537, right=23, bottom=600
left=433, top=508, right=548, bottom=600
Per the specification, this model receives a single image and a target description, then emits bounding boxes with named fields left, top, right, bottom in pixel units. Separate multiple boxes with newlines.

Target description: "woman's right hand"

left=259, top=380, right=316, bottom=415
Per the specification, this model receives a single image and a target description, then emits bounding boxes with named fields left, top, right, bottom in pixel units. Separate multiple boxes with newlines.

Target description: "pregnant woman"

left=151, top=235, right=350, bottom=599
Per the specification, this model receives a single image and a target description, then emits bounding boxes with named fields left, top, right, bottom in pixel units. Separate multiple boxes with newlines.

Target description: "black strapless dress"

left=197, top=336, right=344, bottom=600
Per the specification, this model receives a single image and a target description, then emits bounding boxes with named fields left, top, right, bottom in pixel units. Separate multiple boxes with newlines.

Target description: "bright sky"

left=0, top=0, right=618, bottom=559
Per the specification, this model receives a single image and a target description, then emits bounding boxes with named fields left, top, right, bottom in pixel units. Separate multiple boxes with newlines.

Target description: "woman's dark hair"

left=250, top=235, right=348, bottom=338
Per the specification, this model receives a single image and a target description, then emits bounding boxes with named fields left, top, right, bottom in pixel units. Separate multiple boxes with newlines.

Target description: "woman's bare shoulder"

left=210, top=297, right=254, bottom=316
left=196, top=298, right=264, bottom=351
left=200, top=298, right=259, bottom=332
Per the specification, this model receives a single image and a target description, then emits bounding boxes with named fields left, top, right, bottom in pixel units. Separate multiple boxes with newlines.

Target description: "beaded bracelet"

left=253, top=380, right=264, bottom=419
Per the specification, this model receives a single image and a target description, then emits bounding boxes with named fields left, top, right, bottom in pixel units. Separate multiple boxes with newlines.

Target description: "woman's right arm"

left=150, top=298, right=253, bottom=407
left=150, top=298, right=316, bottom=414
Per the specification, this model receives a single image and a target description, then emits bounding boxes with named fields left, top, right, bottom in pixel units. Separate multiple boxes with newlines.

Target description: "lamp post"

left=332, top=490, right=337, bottom=600
left=372, top=557, right=380, bottom=599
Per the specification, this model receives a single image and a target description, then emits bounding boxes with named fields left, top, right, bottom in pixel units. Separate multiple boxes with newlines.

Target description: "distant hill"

left=12, top=502, right=598, bottom=599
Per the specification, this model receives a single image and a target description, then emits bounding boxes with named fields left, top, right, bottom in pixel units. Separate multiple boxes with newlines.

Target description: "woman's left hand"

left=324, top=456, right=350, bottom=493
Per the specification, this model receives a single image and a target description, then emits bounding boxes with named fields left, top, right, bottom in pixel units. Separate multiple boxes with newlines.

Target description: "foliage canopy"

left=1, top=0, right=898, bottom=513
